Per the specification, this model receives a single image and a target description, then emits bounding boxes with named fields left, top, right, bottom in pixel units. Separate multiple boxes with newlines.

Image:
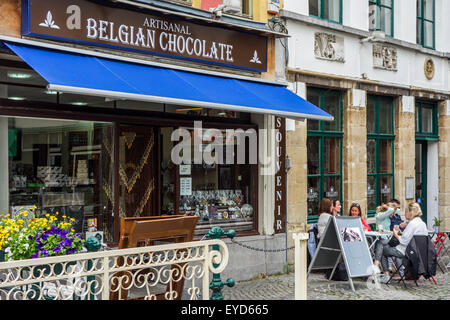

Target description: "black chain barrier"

left=230, top=238, right=295, bottom=253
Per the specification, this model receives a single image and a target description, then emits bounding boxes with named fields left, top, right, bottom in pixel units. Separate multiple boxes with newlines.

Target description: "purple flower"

left=62, top=238, right=73, bottom=247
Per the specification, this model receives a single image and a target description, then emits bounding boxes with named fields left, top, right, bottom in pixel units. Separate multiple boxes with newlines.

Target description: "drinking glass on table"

left=394, top=225, right=400, bottom=232
left=378, top=225, right=383, bottom=232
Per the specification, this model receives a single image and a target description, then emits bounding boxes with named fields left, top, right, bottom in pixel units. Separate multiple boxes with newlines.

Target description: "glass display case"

left=8, top=117, right=115, bottom=242
left=176, top=127, right=256, bottom=236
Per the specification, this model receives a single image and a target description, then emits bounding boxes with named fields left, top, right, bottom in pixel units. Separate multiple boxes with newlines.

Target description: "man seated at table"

left=389, top=199, right=407, bottom=232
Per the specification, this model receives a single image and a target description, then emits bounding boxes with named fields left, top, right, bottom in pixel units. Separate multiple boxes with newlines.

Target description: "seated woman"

left=372, top=203, right=397, bottom=272
left=317, top=197, right=334, bottom=239
left=379, top=202, right=428, bottom=283
left=349, top=202, right=371, bottom=232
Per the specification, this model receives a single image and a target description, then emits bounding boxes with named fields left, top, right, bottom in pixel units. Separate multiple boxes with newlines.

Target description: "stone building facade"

left=279, top=0, right=450, bottom=245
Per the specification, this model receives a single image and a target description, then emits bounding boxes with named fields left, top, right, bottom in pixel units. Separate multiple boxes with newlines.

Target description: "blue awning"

left=3, top=41, right=333, bottom=121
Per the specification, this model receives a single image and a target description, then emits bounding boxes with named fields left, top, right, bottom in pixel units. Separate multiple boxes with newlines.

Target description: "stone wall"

left=394, top=96, right=416, bottom=214
left=0, top=0, right=20, bottom=37
left=286, top=119, right=308, bottom=261
left=343, top=89, right=368, bottom=218
left=439, top=101, right=450, bottom=231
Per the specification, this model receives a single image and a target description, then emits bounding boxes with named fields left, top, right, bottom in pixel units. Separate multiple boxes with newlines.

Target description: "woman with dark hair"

left=332, top=199, right=342, bottom=216
left=317, top=197, right=334, bottom=238
left=349, top=202, right=371, bottom=232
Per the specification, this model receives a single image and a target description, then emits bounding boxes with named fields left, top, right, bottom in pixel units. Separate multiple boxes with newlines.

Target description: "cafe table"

left=365, top=230, right=393, bottom=256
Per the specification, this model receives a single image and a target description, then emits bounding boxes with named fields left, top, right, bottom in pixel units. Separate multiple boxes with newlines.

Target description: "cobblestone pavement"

left=222, top=269, right=450, bottom=300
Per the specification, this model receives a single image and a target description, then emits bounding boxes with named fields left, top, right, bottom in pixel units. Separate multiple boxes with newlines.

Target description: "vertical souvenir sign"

left=274, top=117, right=286, bottom=234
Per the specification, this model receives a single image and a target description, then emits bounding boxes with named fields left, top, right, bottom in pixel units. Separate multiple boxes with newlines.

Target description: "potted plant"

left=0, top=208, right=85, bottom=265
left=433, top=217, right=442, bottom=233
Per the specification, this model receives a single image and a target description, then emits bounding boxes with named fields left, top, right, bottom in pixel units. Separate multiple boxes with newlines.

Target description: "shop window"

left=309, top=0, right=342, bottom=24
left=0, top=65, right=47, bottom=87
left=417, top=0, right=435, bottom=49
left=415, top=101, right=438, bottom=139
left=165, top=105, right=249, bottom=120
left=369, top=0, right=394, bottom=37
left=175, top=126, right=257, bottom=236
left=366, top=95, right=395, bottom=216
left=6, top=117, right=116, bottom=243
left=0, top=65, right=56, bottom=104
left=307, top=88, right=343, bottom=222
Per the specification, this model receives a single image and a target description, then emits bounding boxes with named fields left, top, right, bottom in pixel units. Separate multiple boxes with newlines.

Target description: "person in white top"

left=317, top=198, right=335, bottom=239
left=378, top=202, right=428, bottom=283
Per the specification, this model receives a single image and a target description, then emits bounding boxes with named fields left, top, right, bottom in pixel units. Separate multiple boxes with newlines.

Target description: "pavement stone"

left=221, top=269, right=450, bottom=300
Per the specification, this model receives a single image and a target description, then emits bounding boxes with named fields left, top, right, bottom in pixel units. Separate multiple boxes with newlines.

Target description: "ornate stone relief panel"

left=314, top=32, right=344, bottom=62
left=373, top=43, right=397, bottom=71
left=424, top=57, right=435, bottom=80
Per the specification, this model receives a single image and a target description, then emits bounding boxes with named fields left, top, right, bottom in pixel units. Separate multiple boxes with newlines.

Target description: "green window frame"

left=306, top=88, right=343, bottom=223
left=415, top=101, right=438, bottom=140
left=309, top=0, right=343, bottom=24
left=369, top=0, right=394, bottom=37
left=366, top=95, right=395, bottom=217
left=417, top=0, right=435, bottom=49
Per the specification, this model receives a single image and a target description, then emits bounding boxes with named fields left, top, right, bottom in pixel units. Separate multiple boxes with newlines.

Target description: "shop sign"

left=274, top=117, right=286, bottom=234
left=21, top=0, right=268, bottom=72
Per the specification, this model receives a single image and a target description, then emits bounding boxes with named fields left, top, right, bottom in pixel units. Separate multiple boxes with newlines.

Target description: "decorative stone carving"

left=373, top=44, right=397, bottom=71
left=314, top=32, right=344, bottom=62
left=424, top=57, right=435, bottom=80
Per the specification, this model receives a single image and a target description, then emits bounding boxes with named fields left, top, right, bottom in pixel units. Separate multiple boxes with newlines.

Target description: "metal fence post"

left=293, top=232, right=309, bottom=300
left=206, top=226, right=235, bottom=300
left=85, top=236, right=101, bottom=300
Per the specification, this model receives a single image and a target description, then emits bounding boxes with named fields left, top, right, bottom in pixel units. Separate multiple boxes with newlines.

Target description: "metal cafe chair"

left=386, top=257, right=408, bottom=288
left=386, top=235, right=438, bottom=288
left=433, top=232, right=449, bottom=273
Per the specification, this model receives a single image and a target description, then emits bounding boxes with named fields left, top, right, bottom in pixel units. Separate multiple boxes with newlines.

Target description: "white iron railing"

left=0, top=239, right=229, bottom=300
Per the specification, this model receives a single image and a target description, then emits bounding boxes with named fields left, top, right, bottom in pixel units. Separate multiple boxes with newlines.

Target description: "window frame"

left=369, top=0, right=394, bottom=37
left=366, top=95, right=395, bottom=217
left=309, top=0, right=343, bottom=24
left=417, top=0, right=435, bottom=49
left=415, top=100, right=439, bottom=140
left=306, top=88, right=343, bottom=223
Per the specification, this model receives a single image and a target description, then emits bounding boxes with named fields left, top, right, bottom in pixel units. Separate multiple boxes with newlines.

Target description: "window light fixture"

left=7, top=72, right=33, bottom=79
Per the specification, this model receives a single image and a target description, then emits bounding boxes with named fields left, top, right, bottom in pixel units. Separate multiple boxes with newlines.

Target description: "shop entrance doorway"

left=415, top=141, right=427, bottom=223
left=118, top=125, right=158, bottom=218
